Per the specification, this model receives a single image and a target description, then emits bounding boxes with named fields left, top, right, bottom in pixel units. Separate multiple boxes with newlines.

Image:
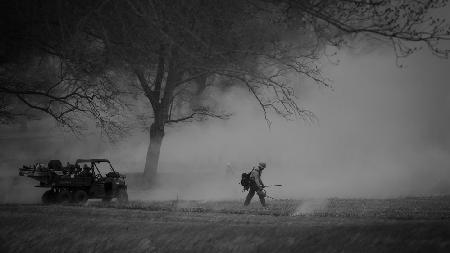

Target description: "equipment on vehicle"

left=19, top=159, right=128, bottom=204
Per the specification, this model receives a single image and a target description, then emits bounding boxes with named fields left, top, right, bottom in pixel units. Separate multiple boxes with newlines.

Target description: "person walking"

left=244, top=162, right=267, bottom=207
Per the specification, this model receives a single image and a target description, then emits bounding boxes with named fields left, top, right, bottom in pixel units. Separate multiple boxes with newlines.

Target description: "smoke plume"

left=1, top=48, right=450, bottom=202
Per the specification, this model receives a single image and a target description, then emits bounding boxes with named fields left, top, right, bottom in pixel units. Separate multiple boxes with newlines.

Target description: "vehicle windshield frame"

left=91, top=161, right=116, bottom=178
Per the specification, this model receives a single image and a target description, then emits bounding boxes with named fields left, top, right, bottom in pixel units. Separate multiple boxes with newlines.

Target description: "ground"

left=1, top=197, right=450, bottom=253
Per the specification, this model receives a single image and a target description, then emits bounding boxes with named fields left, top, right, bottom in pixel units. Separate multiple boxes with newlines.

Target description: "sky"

left=1, top=45, right=450, bottom=201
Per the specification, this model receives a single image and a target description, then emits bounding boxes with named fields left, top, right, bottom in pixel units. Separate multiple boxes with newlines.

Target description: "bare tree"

left=0, top=59, right=128, bottom=135
left=80, top=0, right=329, bottom=180
left=0, top=0, right=129, bottom=136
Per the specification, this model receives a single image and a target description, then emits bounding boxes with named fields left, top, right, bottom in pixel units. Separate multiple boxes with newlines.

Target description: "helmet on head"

left=258, top=162, right=266, bottom=169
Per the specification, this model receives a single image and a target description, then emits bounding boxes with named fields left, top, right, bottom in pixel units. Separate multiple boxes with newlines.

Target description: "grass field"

left=86, top=196, right=450, bottom=218
left=1, top=197, right=450, bottom=253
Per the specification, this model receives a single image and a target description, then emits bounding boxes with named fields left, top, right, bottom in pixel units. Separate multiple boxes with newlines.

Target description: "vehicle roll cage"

left=75, top=159, right=116, bottom=177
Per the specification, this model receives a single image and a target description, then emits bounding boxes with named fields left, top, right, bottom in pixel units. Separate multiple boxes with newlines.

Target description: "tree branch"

left=165, top=108, right=231, bottom=124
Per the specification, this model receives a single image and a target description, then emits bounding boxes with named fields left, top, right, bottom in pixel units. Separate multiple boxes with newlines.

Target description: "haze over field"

left=1, top=48, right=450, bottom=201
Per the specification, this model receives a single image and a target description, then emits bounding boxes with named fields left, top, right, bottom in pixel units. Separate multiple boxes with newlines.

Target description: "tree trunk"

left=141, top=46, right=180, bottom=184
left=143, top=122, right=165, bottom=183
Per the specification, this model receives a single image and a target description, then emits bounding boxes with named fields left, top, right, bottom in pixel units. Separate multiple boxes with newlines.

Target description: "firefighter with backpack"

left=242, top=162, right=267, bottom=207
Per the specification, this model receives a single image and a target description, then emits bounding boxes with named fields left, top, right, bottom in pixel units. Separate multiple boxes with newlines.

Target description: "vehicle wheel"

left=56, top=190, right=71, bottom=203
left=72, top=190, right=89, bottom=203
left=41, top=190, right=55, bottom=204
left=116, top=189, right=128, bottom=204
